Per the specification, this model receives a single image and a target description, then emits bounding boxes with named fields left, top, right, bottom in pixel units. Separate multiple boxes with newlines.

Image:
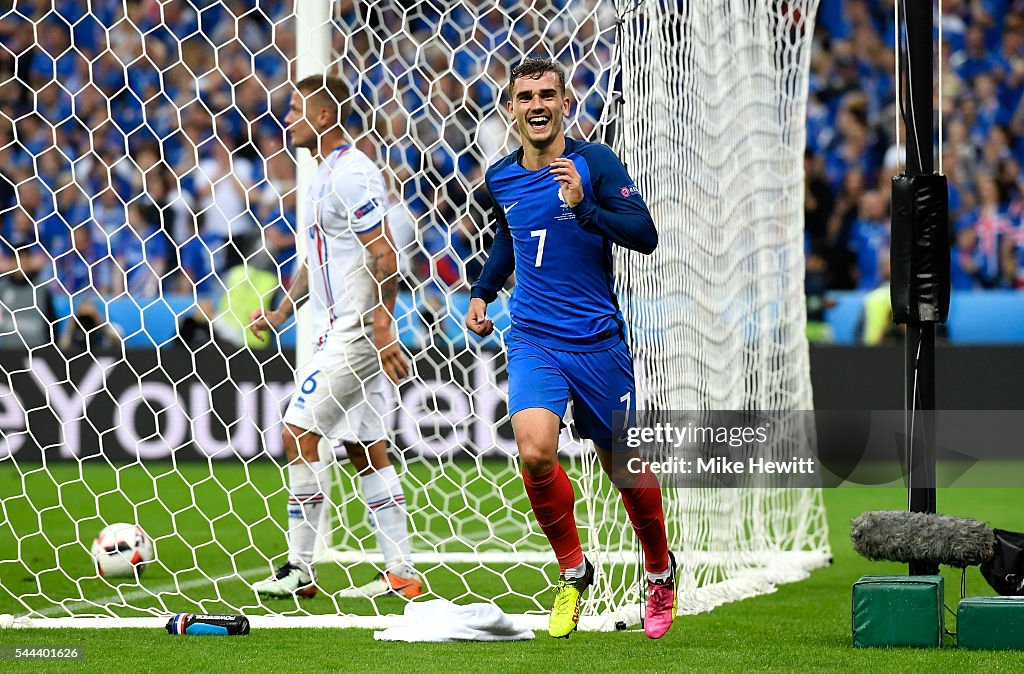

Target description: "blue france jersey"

left=472, top=137, right=657, bottom=351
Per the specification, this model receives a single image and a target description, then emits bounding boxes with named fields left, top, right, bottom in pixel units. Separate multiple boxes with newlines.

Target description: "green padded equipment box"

left=957, top=596, right=1024, bottom=650
left=852, top=575, right=944, bottom=648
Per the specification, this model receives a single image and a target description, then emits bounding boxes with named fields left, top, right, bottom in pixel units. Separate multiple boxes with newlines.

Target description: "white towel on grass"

left=373, top=599, right=535, bottom=642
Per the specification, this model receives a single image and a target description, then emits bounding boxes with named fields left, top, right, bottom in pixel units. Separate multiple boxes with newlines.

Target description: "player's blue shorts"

left=506, top=335, right=636, bottom=451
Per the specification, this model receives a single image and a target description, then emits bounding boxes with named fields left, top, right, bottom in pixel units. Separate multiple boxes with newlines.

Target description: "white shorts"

left=282, top=337, right=389, bottom=444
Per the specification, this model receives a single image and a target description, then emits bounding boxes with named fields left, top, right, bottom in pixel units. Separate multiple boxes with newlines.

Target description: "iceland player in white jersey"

left=249, top=75, right=421, bottom=600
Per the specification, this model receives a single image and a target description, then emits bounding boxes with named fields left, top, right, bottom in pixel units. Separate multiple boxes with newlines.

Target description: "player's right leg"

left=507, top=339, right=591, bottom=638
left=255, top=352, right=345, bottom=599
left=252, top=422, right=324, bottom=598
left=513, top=409, right=594, bottom=638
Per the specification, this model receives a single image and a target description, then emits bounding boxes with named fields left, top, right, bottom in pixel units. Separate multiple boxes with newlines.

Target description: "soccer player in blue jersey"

left=466, top=58, right=676, bottom=639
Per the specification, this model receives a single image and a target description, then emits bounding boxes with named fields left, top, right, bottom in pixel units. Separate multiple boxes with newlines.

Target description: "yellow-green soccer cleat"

left=548, top=558, right=595, bottom=638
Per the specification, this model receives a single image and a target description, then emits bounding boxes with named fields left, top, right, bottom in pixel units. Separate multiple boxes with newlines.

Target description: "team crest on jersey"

left=353, top=198, right=380, bottom=219
left=620, top=185, right=640, bottom=197
left=555, top=186, right=577, bottom=222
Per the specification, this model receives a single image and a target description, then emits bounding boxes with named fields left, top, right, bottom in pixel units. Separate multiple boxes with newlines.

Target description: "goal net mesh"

left=604, top=0, right=830, bottom=617
left=0, top=0, right=828, bottom=629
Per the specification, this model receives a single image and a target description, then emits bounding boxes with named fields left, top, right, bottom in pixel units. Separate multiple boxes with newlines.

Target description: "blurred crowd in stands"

left=1, top=0, right=1023, bottom=350
left=0, top=0, right=612, bottom=349
left=805, top=0, right=1024, bottom=338
left=802, top=0, right=1019, bottom=342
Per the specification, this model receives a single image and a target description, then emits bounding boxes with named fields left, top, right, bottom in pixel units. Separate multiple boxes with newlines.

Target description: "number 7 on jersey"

left=530, top=229, right=547, bottom=267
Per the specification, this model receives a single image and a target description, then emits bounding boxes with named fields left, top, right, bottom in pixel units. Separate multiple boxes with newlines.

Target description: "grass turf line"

left=0, top=461, right=561, bottom=618
left=2, top=462, right=1024, bottom=671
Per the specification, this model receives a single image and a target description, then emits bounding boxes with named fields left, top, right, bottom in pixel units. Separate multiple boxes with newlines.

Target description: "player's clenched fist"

left=375, top=329, right=410, bottom=384
left=550, top=157, right=583, bottom=208
left=249, top=307, right=286, bottom=342
left=466, top=297, right=494, bottom=337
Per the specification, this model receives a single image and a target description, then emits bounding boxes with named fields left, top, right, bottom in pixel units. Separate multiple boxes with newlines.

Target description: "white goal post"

left=0, top=0, right=828, bottom=631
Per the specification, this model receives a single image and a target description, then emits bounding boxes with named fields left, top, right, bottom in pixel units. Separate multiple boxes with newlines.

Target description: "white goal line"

left=319, top=549, right=827, bottom=566
left=3, top=613, right=623, bottom=633
left=2, top=551, right=830, bottom=631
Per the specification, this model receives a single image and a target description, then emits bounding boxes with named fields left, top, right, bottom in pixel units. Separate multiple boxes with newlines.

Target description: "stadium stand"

left=2, top=0, right=1024, bottom=347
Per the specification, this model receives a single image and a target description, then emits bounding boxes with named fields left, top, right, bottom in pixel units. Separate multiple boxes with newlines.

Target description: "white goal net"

left=0, top=0, right=828, bottom=630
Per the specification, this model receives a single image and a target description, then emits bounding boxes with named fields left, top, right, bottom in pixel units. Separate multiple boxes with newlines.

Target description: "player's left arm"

left=340, top=168, right=410, bottom=384
left=359, top=221, right=409, bottom=384
left=550, top=149, right=658, bottom=254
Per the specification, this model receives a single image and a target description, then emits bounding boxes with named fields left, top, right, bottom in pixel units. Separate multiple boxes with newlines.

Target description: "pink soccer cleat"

left=644, top=551, right=677, bottom=639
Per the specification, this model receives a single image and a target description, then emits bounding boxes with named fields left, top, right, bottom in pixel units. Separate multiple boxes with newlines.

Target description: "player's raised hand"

left=550, top=157, right=583, bottom=208
left=249, top=308, right=285, bottom=342
left=466, top=297, right=494, bottom=337
left=375, top=329, right=410, bottom=384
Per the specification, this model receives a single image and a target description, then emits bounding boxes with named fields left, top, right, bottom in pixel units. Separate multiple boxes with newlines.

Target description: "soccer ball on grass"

left=91, top=523, right=153, bottom=578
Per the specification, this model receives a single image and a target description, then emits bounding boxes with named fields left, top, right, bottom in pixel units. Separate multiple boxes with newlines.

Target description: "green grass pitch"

left=1, top=461, right=1023, bottom=672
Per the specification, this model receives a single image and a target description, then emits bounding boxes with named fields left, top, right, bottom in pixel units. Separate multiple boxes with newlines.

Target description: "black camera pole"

left=895, top=0, right=947, bottom=577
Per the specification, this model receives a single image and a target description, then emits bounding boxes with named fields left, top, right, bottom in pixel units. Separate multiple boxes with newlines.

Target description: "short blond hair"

left=295, top=74, right=351, bottom=124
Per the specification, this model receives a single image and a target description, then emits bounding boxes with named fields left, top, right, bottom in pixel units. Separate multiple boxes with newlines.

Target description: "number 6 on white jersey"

left=530, top=229, right=547, bottom=267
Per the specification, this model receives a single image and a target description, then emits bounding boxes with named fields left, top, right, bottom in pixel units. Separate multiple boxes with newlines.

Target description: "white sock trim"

left=563, top=559, right=587, bottom=580
left=647, top=567, right=672, bottom=583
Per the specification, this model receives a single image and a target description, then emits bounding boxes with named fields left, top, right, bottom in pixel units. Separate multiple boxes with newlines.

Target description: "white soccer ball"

left=90, top=523, right=153, bottom=578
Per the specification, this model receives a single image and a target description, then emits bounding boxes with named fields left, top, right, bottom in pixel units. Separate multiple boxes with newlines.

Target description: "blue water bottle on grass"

left=166, top=614, right=250, bottom=636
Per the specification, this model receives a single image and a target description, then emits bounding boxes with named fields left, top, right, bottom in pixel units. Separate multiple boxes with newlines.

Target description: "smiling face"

left=507, top=70, right=569, bottom=151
